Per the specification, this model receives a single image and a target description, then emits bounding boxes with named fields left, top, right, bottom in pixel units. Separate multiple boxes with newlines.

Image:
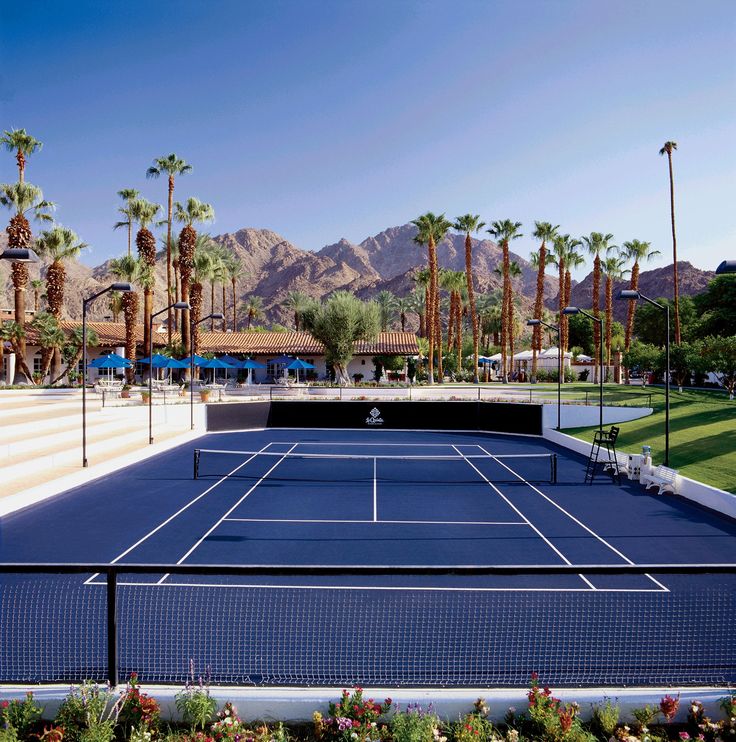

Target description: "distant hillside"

left=0, top=225, right=716, bottom=328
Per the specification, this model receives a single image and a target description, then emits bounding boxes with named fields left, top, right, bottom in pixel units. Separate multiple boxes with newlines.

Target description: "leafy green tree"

left=566, top=311, right=595, bottom=355
left=633, top=296, right=696, bottom=345
left=701, top=335, right=736, bottom=399
left=622, top=341, right=661, bottom=385
left=302, top=292, right=379, bottom=385
left=693, top=275, right=736, bottom=338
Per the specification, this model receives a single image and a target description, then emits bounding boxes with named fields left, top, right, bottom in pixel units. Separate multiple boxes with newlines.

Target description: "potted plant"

left=121, top=384, right=132, bottom=399
left=139, top=388, right=149, bottom=403
left=200, top=389, right=211, bottom=403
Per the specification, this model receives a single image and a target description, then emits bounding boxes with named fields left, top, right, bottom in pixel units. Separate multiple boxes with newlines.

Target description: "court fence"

left=1, top=563, right=735, bottom=688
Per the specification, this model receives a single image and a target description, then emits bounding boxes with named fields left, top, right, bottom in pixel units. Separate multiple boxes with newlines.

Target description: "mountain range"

left=0, top=224, right=715, bottom=329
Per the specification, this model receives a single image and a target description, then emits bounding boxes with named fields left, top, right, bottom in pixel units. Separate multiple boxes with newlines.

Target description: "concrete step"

left=0, top=405, right=105, bottom=441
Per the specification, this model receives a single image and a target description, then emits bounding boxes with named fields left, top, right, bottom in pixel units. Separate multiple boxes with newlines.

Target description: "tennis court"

left=1, top=427, right=735, bottom=687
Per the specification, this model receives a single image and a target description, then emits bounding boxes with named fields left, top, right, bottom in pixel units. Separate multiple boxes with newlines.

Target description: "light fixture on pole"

left=562, top=307, right=603, bottom=432
left=149, top=301, right=190, bottom=445
left=527, top=319, right=562, bottom=431
left=82, top=282, right=133, bottom=467
left=618, top=289, right=671, bottom=466
left=190, top=313, right=224, bottom=430
left=715, top=260, right=736, bottom=274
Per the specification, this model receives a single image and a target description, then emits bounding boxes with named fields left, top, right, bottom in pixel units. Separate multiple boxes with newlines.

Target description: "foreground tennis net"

left=192, top=448, right=558, bottom=484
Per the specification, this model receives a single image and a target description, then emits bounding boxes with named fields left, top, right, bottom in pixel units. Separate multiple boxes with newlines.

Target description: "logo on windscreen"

left=366, top=407, right=384, bottom=426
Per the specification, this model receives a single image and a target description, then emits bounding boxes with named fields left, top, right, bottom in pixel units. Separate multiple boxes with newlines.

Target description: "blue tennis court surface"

left=1, top=428, right=735, bottom=686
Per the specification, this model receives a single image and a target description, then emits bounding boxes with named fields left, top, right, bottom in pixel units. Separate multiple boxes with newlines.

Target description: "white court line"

left=155, top=443, right=299, bottom=584
left=84, top=579, right=667, bottom=593
left=452, top=445, right=598, bottom=591
left=475, top=444, right=669, bottom=593
left=373, top=457, right=377, bottom=522
left=223, top=517, right=528, bottom=525
left=83, top=442, right=276, bottom=585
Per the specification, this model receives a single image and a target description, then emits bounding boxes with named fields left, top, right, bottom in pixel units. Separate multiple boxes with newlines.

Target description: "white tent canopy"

left=540, top=346, right=572, bottom=359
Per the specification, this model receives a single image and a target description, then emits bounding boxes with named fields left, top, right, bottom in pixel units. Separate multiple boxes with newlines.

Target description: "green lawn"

left=553, top=384, right=736, bottom=493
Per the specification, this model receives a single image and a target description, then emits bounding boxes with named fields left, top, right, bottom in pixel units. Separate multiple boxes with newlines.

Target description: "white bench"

left=603, top=451, right=630, bottom=478
left=640, top=465, right=679, bottom=495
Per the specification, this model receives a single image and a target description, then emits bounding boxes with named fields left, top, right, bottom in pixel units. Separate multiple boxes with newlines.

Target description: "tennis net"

left=192, top=448, right=558, bottom=484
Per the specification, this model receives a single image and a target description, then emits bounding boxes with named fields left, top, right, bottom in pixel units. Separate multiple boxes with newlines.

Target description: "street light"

left=82, top=282, right=133, bottom=467
left=190, top=312, right=224, bottom=430
left=562, top=307, right=603, bottom=432
left=527, top=319, right=561, bottom=431
left=149, top=301, right=190, bottom=444
left=0, top=247, right=41, bottom=262
left=618, top=289, right=671, bottom=466
left=715, top=260, right=736, bottom=274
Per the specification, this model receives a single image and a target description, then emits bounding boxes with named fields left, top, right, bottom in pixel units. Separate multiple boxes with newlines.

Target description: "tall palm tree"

left=394, top=296, right=409, bottom=333
left=1, top=128, right=43, bottom=183
left=113, top=188, right=140, bottom=257
left=190, top=248, right=213, bottom=354
left=375, top=290, right=397, bottom=332
left=581, top=232, right=615, bottom=383
left=194, top=235, right=220, bottom=329
left=530, top=222, right=558, bottom=379
left=563, top=240, right=585, bottom=354
left=241, top=296, right=263, bottom=329
left=453, top=214, right=485, bottom=382
left=441, top=270, right=466, bottom=373
left=224, top=254, right=244, bottom=332
left=285, top=290, right=311, bottom=332
left=507, top=261, right=523, bottom=375
left=602, top=253, right=629, bottom=374
left=108, top=255, right=141, bottom=383
left=131, top=198, right=161, bottom=355
left=487, top=220, right=523, bottom=382
left=30, top=279, right=43, bottom=313
left=0, top=182, right=54, bottom=379
left=412, top=269, right=431, bottom=338
left=659, top=141, right=681, bottom=344
left=551, top=234, right=581, bottom=360
left=146, top=154, right=192, bottom=343
left=108, top=291, right=123, bottom=323
left=173, top=197, right=215, bottom=354
left=621, top=239, right=660, bottom=356
left=412, top=213, right=452, bottom=383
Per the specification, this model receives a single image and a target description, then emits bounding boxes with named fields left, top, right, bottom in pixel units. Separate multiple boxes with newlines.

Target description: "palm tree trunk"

left=17, top=149, right=26, bottom=183
left=625, top=261, right=640, bottom=350
left=143, top=288, right=152, bottom=364
left=222, top=285, right=227, bottom=331
left=667, top=151, right=681, bottom=344
left=501, top=241, right=510, bottom=383
left=563, top=270, right=572, bottom=354
left=508, top=284, right=515, bottom=380
left=465, top=233, right=479, bottom=383
left=456, top=293, right=463, bottom=373
left=231, top=279, right=237, bottom=332
left=605, top=276, right=613, bottom=374
left=166, top=175, right=174, bottom=344
left=557, top=257, right=565, bottom=375
left=592, top=256, right=601, bottom=384
left=122, top=291, right=139, bottom=384
left=127, top=222, right=132, bottom=258
left=11, top=262, right=28, bottom=382
left=531, top=241, right=546, bottom=379
left=46, top=260, right=65, bottom=382
left=210, top=281, right=215, bottom=330
left=446, top=292, right=455, bottom=351
left=426, top=241, right=435, bottom=385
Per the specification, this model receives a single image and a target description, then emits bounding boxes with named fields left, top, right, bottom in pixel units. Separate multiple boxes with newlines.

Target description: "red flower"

left=531, top=672, right=539, bottom=681
left=660, top=694, right=681, bottom=722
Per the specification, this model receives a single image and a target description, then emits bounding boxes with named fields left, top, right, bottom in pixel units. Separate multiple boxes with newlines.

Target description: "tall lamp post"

left=149, top=301, right=190, bottom=444
left=82, top=282, right=133, bottom=467
left=0, top=248, right=40, bottom=384
left=618, top=290, right=671, bottom=466
left=190, top=312, right=224, bottom=430
left=562, top=307, right=603, bottom=432
left=527, top=319, right=561, bottom=431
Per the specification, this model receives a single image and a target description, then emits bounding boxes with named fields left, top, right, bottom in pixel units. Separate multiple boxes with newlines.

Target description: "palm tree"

left=190, top=248, right=213, bottom=354
left=108, top=255, right=141, bottom=383
left=487, top=220, right=523, bottom=382
left=195, top=235, right=221, bottom=329
left=412, top=213, right=452, bottom=383
left=1, top=128, right=42, bottom=183
left=453, top=214, right=485, bottom=382
left=30, top=279, right=43, bottom=313
left=146, top=154, right=192, bottom=343
left=108, top=291, right=123, bottom=323
left=394, top=296, right=409, bottom=333
left=285, top=290, right=311, bottom=332
left=224, top=254, right=245, bottom=332
left=0, top=182, right=54, bottom=379
left=441, top=270, right=466, bottom=373
left=412, top=269, right=431, bottom=338
left=581, top=232, right=615, bottom=383
left=659, top=141, right=681, bottom=344
left=602, top=253, right=629, bottom=375
left=530, top=222, right=558, bottom=379
left=551, top=234, right=582, bottom=362
left=563, top=240, right=585, bottom=354
left=173, top=197, right=215, bottom=354
left=375, top=290, right=397, bottom=332
left=159, top=233, right=181, bottom=324
left=35, top=225, right=87, bottom=378
left=113, top=189, right=140, bottom=257
left=621, top=239, right=660, bottom=358
left=132, top=198, right=161, bottom=356
left=241, top=296, right=263, bottom=329
left=507, top=261, right=523, bottom=375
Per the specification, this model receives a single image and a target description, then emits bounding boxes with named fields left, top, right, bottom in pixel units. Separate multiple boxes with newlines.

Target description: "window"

left=33, top=353, right=43, bottom=374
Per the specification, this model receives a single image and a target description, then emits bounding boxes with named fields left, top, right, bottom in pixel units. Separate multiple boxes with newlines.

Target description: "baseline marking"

left=476, top=444, right=669, bottom=593
left=223, top=517, right=528, bottom=525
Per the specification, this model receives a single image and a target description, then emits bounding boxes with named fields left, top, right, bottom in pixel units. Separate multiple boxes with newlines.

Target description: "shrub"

left=590, top=698, right=619, bottom=738
left=118, top=673, right=160, bottom=736
left=54, top=682, right=121, bottom=742
left=390, top=703, right=444, bottom=742
left=315, top=687, right=391, bottom=742
left=175, top=663, right=217, bottom=732
left=0, top=693, right=43, bottom=738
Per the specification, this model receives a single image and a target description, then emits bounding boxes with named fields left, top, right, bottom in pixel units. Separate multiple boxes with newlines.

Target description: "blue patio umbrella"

left=239, top=358, right=266, bottom=384
left=182, top=353, right=209, bottom=366
left=478, top=357, right=495, bottom=365
left=88, top=353, right=131, bottom=381
left=219, top=354, right=241, bottom=365
left=286, top=358, right=314, bottom=383
left=200, top=357, right=235, bottom=384
left=138, top=354, right=172, bottom=368
left=267, top=355, right=293, bottom=365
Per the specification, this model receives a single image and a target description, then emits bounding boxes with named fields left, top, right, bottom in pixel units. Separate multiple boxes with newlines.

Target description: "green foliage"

left=389, top=704, right=442, bottom=742
left=633, top=296, right=697, bottom=344
left=0, top=726, right=19, bottom=742
left=623, top=341, right=661, bottom=376
left=0, top=693, right=42, bottom=738
left=525, top=674, right=595, bottom=742
left=118, top=673, right=160, bottom=736
left=54, top=682, right=121, bottom=742
left=174, top=664, right=217, bottom=732
left=693, top=275, right=736, bottom=337
left=566, top=313, right=594, bottom=355
left=590, top=698, right=619, bottom=738
left=314, top=687, right=391, bottom=742
left=701, top=335, right=736, bottom=397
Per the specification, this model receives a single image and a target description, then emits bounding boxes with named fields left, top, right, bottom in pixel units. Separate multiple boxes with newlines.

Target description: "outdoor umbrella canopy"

left=88, top=354, right=131, bottom=368
left=200, top=357, right=235, bottom=384
left=286, top=358, right=314, bottom=383
left=219, top=354, right=241, bottom=365
left=138, top=354, right=173, bottom=368
left=239, top=358, right=266, bottom=384
left=182, top=353, right=209, bottom=367
left=267, top=355, right=293, bottom=365
left=162, top=358, right=190, bottom=369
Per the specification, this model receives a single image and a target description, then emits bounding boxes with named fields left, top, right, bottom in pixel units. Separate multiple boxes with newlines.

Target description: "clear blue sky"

left=2, top=0, right=734, bottom=278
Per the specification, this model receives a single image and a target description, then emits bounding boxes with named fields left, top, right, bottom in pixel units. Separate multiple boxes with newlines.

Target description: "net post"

left=193, top=449, right=200, bottom=479
left=552, top=453, right=557, bottom=483
left=106, top=568, right=118, bottom=688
